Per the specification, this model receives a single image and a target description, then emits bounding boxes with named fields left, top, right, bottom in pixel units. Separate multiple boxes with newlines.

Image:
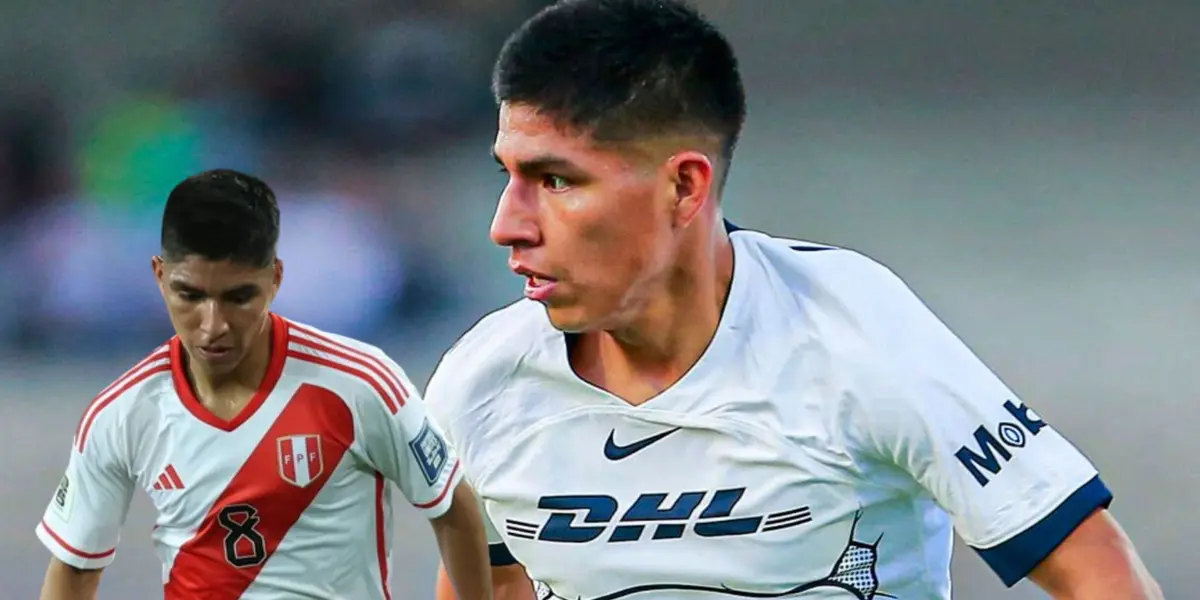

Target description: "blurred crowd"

left=0, top=1, right=547, bottom=355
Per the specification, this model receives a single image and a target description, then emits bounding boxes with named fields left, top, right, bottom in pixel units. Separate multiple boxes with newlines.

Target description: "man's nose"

left=199, top=301, right=230, bottom=339
left=490, top=182, right=541, bottom=248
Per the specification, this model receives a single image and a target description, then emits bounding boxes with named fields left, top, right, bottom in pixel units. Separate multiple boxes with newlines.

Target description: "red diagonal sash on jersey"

left=164, top=384, right=355, bottom=599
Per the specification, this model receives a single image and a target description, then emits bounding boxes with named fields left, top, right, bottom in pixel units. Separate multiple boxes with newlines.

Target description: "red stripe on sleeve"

left=289, top=323, right=409, bottom=407
left=74, top=348, right=167, bottom=443
left=76, top=364, right=170, bottom=452
left=286, top=349, right=401, bottom=414
left=39, top=520, right=116, bottom=559
left=412, top=460, right=461, bottom=509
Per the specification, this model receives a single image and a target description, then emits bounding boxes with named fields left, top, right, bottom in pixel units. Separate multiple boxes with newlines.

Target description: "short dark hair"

left=161, top=169, right=280, bottom=268
left=493, top=0, right=746, bottom=161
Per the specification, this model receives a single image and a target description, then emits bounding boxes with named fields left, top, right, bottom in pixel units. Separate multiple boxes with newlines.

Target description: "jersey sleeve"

left=844, top=258, right=1113, bottom=587
left=36, top=407, right=136, bottom=570
left=356, top=352, right=464, bottom=519
left=424, top=353, right=518, bottom=567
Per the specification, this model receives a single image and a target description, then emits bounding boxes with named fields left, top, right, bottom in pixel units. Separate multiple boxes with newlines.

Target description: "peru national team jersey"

left=36, top=314, right=463, bottom=599
left=425, top=224, right=1113, bottom=600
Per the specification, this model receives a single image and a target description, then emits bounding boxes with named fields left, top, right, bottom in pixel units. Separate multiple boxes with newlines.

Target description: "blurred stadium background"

left=2, top=1, right=1194, bottom=597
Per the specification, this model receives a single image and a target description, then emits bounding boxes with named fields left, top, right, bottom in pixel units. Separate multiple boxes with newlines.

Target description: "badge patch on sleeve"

left=409, top=420, right=449, bottom=485
left=51, top=474, right=74, bottom=522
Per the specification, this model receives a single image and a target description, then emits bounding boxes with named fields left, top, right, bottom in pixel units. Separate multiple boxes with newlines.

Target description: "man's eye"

left=178, top=292, right=202, bottom=302
left=543, top=175, right=570, bottom=191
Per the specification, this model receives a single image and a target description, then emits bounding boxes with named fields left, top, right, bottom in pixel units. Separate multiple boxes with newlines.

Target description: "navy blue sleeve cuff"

left=489, top=542, right=518, bottom=566
left=973, top=475, right=1113, bottom=587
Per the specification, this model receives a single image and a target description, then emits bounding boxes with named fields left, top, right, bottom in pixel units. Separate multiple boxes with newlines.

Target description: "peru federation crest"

left=278, top=434, right=324, bottom=488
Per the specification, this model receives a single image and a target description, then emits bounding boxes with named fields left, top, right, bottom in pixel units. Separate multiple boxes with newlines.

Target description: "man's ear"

left=152, top=256, right=166, bottom=285
left=665, top=150, right=715, bottom=228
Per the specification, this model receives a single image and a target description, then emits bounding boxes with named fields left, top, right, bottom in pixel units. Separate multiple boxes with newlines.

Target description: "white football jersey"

left=37, top=314, right=463, bottom=600
left=425, top=224, right=1112, bottom=600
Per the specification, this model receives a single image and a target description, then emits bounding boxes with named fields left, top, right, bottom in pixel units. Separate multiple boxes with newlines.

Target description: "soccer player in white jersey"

left=36, top=170, right=493, bottom=600
left=429, top=1, right=1163, bottom=599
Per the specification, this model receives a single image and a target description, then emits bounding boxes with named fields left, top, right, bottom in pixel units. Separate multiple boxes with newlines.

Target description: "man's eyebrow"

left=166, top=282, right=261, bottom=295
left=221, top=284, right=260, bottom=296
left=494, top=151, right=580, bottom=175
left=168, top=281, right=200, bottom=292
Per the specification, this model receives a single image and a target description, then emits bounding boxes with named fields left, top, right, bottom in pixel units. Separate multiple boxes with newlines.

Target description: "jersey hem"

left=488, top=543, right=518, bottom=566
left=972, top=475, right=1113, bottom=587
left=36, top=521, right=116, bottom=570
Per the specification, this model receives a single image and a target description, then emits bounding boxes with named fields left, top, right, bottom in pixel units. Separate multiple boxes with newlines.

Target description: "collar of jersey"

left=547, top=232, right=754, bottom=409
left=169, top=313, right=290, bottom=431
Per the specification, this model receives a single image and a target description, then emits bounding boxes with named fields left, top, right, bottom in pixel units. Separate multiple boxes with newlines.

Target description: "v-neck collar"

left=170, top=313, right=290, bottom=432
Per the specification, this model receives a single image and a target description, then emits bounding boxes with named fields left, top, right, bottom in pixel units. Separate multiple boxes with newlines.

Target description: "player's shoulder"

left=425, top=299, right=550, bottom=414
left=734, top=224, right=977, bottom=395
left=730, top=222, right=925, bottom=322
left=730, top=222, right=901, bottom=291
left=729, top=226, right=953, bottom=435
left=730, top=222, right=951, bottom=387
left=286, top=317, right=398, bottom=366
left=283, top=317, right=414, bottom=413
left=74, top=343, right=174, bottom=454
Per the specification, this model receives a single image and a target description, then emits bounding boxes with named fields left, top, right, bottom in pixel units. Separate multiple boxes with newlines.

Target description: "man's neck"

left=187, top=330, right=273, bottom=419
left=574, top=230, right=735, bottom=404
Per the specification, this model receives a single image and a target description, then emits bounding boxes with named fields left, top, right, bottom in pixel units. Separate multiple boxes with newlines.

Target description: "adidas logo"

left=152, top=465, right=185, bottom=491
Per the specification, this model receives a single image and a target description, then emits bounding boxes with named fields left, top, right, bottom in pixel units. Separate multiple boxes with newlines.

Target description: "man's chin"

left=543, top=304, right=591, bottom=334
left=191, top=347, right=243, bottom=373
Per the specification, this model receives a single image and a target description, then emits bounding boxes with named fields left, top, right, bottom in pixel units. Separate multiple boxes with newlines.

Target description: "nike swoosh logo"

left=603, top=427, right=681, bottom=461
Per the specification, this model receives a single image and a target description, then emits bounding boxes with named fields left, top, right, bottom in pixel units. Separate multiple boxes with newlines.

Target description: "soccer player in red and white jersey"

left=36, top=169, right=493, bottom=600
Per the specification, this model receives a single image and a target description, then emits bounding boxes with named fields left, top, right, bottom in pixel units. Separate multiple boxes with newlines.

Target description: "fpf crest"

left=277, top=434, right=324, bottom=488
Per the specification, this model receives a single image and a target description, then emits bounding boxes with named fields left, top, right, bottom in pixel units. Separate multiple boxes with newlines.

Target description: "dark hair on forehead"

left=161, top=169, right=280, bottom=268
left=493, top=0, right=747, bottom=161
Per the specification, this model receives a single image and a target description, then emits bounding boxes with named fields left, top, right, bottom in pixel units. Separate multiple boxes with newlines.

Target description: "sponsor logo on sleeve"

left=955, top=400, right=1048, bottom=486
